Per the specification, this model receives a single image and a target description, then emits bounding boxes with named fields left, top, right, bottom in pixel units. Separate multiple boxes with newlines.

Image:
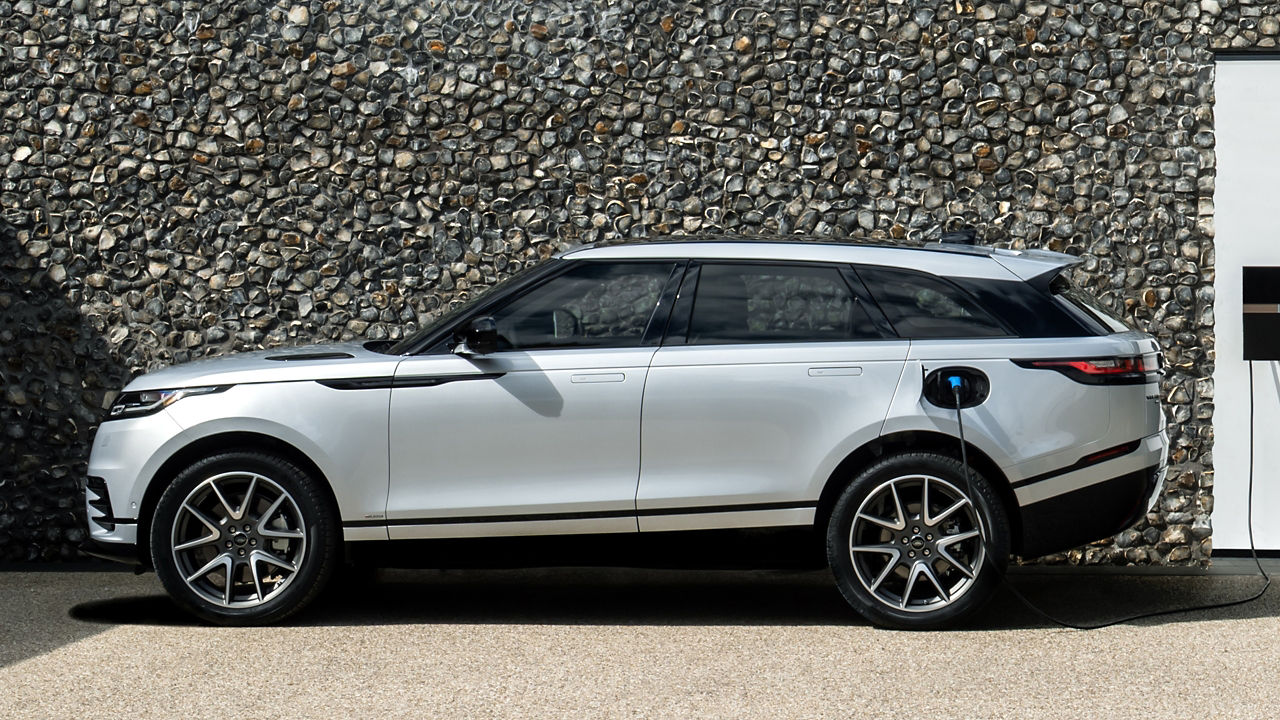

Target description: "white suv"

left=83, top=240, right=1167, bottom=628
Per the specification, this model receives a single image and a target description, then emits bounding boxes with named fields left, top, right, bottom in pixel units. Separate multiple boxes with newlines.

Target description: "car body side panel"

left=885, top=333, right=1136, bottom=474
left=386, top=348, right=657, bottom=538
left=161, top=382, right=394, bottom=538
left=637, top=341, right=909, bottom=530
left=886, top=336, right=1164, bottom=501
left=87, top=381, right=395, bottom=545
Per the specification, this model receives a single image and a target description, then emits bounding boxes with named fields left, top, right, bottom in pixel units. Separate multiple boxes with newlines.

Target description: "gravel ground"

left=0, top=565, right=1277, bottom=719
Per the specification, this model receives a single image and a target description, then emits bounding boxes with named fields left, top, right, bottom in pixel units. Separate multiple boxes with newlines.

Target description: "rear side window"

left=1049, top=274, right=1133, bottom=334
left=950, top=277, right=1094, bottom=338
left=687, top=263, right=880, bottom=344
left=856, top=265, right=1008, bottom=339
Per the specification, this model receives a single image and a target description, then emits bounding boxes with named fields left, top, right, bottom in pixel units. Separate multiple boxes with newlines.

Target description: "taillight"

left=1012, top=356, right=1156, bottom=385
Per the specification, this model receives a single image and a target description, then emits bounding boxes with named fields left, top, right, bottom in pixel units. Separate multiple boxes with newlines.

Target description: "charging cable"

left=948, top=371, right=1270, bottom=630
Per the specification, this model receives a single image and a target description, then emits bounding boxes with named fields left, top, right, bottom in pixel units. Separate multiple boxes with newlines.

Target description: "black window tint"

left=490, top=262, right=676, bottom=350
left=856, top=265, right=1008, bottom=339
left=1049, top=274, right=1133, bottom=334
left=688, top=264, right=879, bottom=344
left=951, top=277, right=1093, bottom=338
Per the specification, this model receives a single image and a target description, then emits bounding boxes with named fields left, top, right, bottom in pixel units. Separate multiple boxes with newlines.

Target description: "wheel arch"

left=814, top=430, right=1024, bottom=555
left=136, top=431, right=340, bottom=567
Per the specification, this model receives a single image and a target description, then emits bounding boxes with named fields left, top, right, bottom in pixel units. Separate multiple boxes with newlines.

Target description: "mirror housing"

left=454, top=316, right=498, bottom=356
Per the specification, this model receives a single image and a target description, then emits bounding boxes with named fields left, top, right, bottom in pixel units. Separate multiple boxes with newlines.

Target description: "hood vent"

left=265, top=351, right=355, bottom=361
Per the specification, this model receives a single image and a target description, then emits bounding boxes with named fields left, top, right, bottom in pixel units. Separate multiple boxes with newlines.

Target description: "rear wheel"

left=150, top=450, right=338, bottom=625
left=826, top=452, right=1010, bottom=629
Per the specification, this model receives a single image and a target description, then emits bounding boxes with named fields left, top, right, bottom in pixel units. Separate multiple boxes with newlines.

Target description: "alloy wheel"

left=848, top=474, right=986, bottom=613
left=170, top=471, right=308, bottom=608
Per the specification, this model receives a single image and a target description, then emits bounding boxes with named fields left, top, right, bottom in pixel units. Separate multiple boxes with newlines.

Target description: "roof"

left=558, top=238, right=1079, bottom=282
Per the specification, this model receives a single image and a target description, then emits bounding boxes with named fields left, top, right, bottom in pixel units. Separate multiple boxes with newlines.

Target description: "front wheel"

left=150, top=450, right=339, bottom=625
left=826, top=452, right=1010, bottom=629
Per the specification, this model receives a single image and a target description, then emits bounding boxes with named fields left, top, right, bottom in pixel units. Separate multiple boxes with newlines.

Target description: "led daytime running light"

left=108, top=386, right=227, bottom=419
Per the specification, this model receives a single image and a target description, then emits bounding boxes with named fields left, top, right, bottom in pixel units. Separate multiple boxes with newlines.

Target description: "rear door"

left=637, top=261, right=910, bottom=531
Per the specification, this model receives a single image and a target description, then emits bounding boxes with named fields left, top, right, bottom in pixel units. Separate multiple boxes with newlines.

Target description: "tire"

left=150, top=450, right=339, bottom=625
left=826, top=452, right=1010, bottom=630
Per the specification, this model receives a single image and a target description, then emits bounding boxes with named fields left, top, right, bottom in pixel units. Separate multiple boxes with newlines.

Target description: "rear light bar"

left=1012, top=355, right=1157, bottom=385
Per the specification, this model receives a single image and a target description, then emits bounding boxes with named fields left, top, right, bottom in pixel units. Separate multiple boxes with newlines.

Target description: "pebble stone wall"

left=1, top=0, right=1270, bottom=563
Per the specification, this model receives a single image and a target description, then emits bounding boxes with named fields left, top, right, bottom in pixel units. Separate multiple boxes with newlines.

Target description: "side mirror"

left=454, top=316, right=498, bottom=356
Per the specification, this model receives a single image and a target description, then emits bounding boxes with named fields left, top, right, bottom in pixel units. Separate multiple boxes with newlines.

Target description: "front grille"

left=85, top=476, right=115, bottom=532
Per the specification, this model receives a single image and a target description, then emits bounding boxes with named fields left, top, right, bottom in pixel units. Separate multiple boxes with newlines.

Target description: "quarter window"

left=488, top=261, right=677, bottom=350
left=856, top=265, right=1008, bottom=339
left=687, top=263, right=880, bottom=344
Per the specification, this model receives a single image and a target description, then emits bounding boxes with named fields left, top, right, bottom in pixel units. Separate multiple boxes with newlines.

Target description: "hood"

left=124, top=342, right=402, bottom=391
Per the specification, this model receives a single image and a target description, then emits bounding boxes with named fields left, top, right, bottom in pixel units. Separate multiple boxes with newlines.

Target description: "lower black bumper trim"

left=1017, top=464, right=1161, bottom=559
left=79, top=538, right=145, bottom=568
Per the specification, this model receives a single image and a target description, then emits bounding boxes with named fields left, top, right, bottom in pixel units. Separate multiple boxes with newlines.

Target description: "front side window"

left=488, top=261, right=677, bottom=350
left=856, top=265, right=1008, bottom=339
left=686, top=263, right=880, bottom=344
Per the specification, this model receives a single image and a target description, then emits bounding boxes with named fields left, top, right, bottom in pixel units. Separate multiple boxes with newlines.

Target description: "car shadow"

left=68, top=566, right=1278, bottom=631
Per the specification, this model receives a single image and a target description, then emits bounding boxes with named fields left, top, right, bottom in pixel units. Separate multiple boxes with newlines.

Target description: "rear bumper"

left=1017, top=463, right=1163, bottom=559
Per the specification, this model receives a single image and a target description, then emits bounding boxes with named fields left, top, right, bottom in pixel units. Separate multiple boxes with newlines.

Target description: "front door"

left=386, top=260, right=680, bottom=539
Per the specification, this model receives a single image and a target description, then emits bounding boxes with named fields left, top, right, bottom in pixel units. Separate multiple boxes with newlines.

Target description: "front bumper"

left=79, top=537, right=145, bottom=567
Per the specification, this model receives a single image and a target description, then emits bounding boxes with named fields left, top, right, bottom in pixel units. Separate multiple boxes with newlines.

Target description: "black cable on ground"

left=950, top=369, right=1270, bottom=631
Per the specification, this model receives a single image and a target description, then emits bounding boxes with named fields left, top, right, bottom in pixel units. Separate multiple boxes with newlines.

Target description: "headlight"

left=107, top=386, right=229, bottom=420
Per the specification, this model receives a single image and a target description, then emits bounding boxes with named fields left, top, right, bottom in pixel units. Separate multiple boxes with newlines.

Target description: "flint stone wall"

left=3, top=0, right=1265, bottom=563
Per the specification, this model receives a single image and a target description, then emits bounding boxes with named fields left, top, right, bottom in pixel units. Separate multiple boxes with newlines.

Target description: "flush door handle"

left=570, top=373, right=626, bottom=383
left=807, top=366, right=864, bottom=377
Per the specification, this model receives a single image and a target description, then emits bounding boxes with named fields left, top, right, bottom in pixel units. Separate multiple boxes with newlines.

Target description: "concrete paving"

left=1, top=564, right=1278, bottom=719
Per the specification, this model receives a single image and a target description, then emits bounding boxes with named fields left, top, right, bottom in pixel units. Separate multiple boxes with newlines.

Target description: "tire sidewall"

left=826, top=452, right=1010, bottom=630
left=150, top=451, right=337, bottom=625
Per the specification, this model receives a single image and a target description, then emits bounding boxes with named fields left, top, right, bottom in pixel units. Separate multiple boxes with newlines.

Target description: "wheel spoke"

left=888, top=480, right=907, bottom=530
left=224, top=559, right=236, bottom=604
left=250, top=556, right=266, bottom=601
left=257, top=493, right=305, bottom=539
left=182, top=502, right=221, bottom=535
left=253, top=549, right=297, bottom=573
left=928, top=497, right=970, bottom=527
left=938, top=545, right=977, bottom=579
left=919, top=562, right=950, bottom=603
left=855, top=511, right=902, bottom=532
left=851, top=543, right=900, bottom=556
left=900, top=562, right=922, bottom=609
left=209, top=480, right=240, bottom=520
left=865, top=549, right=902, bottom=593
left=240, top=475, right=259, bottom=518
left=174, top=532, right=219, bottom=552
left=185, top=552, right=232, bottom=584
left=936, top=529, right=981, bottom=549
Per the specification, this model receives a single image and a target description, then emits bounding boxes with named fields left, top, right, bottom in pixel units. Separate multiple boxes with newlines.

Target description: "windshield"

left=385, top=260, right=557, bottom=354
